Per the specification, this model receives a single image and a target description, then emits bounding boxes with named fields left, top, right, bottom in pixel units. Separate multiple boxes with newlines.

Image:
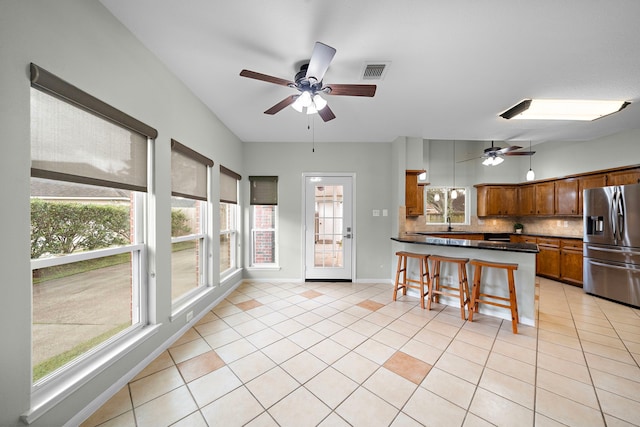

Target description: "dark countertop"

left=392, top=234, right=539, bottom=253
left=412, top=231, right=583, bottom=240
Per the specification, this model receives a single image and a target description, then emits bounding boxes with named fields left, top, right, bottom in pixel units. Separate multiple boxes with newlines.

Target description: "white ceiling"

left=100, top=0, right=640, bottom=146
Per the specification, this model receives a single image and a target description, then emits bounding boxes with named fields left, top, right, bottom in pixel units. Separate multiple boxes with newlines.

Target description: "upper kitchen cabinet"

left=405, top=170, right=426, bottom=216
left=608, top=168, right=640, bottom=186
left=476, top=184, right=518, bottom=216
left=518, top=184, right=535, bottom=216
left=578, top=174, right=607, bottom=214
left=554, top=178, right=579, bottom=216
left=534, top=181, right=555, bottom=215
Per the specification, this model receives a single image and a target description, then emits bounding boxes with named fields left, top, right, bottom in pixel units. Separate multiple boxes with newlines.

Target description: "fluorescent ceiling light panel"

left=500, top=99, right=629, bottom=121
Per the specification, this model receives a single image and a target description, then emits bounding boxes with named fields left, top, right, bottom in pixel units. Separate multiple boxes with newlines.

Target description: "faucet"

left=447, top=216, right=453, bottom=232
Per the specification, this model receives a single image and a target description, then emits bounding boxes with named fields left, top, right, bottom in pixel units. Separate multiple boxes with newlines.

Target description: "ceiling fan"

left=461, top=141, right=536, bottom=165
left=239, top=42, right=377, bottom=122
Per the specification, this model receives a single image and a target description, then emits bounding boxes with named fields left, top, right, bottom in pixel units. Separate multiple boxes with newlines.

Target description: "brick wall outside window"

left=253, top=205, right=275, bottom=264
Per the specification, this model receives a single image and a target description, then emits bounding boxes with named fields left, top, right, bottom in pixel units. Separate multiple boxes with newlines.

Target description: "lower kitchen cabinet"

left=537, top=237, right=560, bottom=279
left=560, top=239, right=583, bottom=287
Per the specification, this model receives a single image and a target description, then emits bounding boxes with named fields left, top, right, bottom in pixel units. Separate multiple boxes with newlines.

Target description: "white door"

left=304, top=175, right=354, bottom=281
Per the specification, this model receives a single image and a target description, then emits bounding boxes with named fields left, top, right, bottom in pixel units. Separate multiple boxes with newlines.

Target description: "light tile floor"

left=82, top=277, right=640, bottom=427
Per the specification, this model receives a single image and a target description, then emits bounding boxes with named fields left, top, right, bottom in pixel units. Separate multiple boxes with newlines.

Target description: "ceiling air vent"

left=361, top=62, right=390, bottom=80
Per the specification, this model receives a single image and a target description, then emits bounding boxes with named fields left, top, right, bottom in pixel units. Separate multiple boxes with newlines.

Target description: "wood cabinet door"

left=405, top=171, right=424, bottom=216
left=518, top=184, right=535, bottom=216
left=537, top=238, right=560, bottom=278
left=608, top=168, right=640, bottom=186
left=555, top=178, right=579, bottom=215
left=487, top=186, right=517, bottom=215
left=534, top=182, right=555, bottom=215
left=560, top=239, right=583, bottom=287
left=578, top=174, right=607, bottom=214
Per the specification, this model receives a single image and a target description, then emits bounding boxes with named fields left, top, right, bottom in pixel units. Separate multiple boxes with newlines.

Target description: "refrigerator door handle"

left=586, top=245, right=640, bottom=257
left=618, top=190, right=625, bottom=239
left=611, top=190, right=618, bottom=242
left=589, top=260, right=638, bottom=271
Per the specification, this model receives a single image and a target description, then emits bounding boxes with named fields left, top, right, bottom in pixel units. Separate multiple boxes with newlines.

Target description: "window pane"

left=171, top=197, right=205, bottom=301
left=171, top=239, right=201, bottom=301
left=251, top=205, right=276, bottom=265
left=31, top=178, right=140, bottom=382
left=425, top=188, right=445, bottom=223
left=220, top=203, right=236, bottom=273
left=252, top=230, right=275, bottom=264
left=449, top=188, right=466, bottom=223
left=425, top=187, right=468, bottom=225
left=220, top=233, right=232, bottom=272
left=172, top=198, right=200, bottom=237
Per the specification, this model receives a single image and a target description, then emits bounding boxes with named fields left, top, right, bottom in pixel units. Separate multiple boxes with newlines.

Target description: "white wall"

left=242, top=141, right=393, bottom=282
left=0, top=1, right=242, bottom=425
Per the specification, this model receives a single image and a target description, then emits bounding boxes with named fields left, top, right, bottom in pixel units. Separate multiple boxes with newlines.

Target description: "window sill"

left=170, top=286, right=216, bottom=322
left=23, top=324, right=160, bottom=425
left=246, top=265, right=281, bottom=271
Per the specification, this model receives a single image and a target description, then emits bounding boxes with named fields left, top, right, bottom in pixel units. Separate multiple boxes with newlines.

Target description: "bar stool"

left=427, top=255, right=470, bottom=320
left=393, top=251, right=430, bottom=309
left=468, top=259, right=519, bottom=334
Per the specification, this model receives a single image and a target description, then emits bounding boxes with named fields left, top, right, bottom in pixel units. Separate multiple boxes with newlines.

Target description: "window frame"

left=249, top=204, right=279, bottom=268
left=220, top=202, right=239, bottom=277
left=170, top=139, right=214, bottom=309
left=424, top=186, right=470, bottom=225
left=26, top=64, right=159, bottom=423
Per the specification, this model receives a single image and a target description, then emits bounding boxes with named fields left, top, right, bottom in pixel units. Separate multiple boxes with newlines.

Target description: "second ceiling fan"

left=240, top=42, right=376, bottom=122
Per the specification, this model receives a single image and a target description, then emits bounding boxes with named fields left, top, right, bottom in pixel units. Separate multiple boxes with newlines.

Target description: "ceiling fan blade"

left=505, top=151, right=536, bottom=156
left=325, top=84, right=377, bottom=97
left=318, top=105, right=336, bottom=122
left=499, top=145, right=523, bottom=154
left=240, top=69, right=294, bottom=87
left=264, top=95, right=298, bottom=115
left=305, top=42, right=336, bottom=82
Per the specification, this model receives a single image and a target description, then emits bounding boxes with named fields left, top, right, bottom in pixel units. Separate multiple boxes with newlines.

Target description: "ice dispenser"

left=586, top=216, right=604, bottom=235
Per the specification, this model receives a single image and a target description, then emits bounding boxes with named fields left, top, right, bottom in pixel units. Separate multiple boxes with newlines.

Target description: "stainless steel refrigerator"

left=584, top=183, right=640, bottom=307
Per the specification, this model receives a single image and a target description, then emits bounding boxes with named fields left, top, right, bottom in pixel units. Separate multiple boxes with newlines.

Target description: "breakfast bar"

left=391, top=234, right=539, bottom=326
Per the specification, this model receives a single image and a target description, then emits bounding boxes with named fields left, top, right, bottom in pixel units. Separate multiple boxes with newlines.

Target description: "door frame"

left=301, top=172, right=356, bottom=281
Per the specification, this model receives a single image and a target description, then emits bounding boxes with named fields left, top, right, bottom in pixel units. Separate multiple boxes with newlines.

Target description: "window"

left=425, top=186, right=469, bottom=225
left=249, top=176, right=278, bottom=266
left=170, top=139, right=213, bottom=303
left=220, top=166, right=241, bottom=276
left=29, top=64, right=156, bottom=385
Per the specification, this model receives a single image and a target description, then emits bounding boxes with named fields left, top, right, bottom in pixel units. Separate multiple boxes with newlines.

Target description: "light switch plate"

left=373, top=209, right=380, bottom=217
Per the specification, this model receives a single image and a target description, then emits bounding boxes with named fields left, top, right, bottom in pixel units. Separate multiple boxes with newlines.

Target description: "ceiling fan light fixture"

left=291, top=96, right=304, bottom=112
left=492, top=156, right=504, bottom=166
left=482, top=157, right=494, bottom=166
left=313, top=94, right=327, bottom=110
left=500, top=99, right=630, bottom=121
left=306, top=103, right=317, bottom=115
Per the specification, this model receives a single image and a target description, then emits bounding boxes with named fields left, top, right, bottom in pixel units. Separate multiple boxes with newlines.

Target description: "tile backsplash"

left=401, top=209, right=583, bottom=238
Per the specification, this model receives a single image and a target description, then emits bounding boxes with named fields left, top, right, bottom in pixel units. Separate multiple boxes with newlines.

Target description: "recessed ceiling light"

left=500, top=99, right=630, bottom=121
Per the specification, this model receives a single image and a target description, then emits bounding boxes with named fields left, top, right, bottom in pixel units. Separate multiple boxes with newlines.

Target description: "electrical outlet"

left=564, top=220, right=568, bottom=228
left=186, top=311, right=193, bottom=323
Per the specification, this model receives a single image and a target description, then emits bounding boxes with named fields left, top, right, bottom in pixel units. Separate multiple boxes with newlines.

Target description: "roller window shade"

left=220, top=166, right=241, bottom=204
left=30, top=63, right=157, bottom=139
left=30, top=86, right=149, bottom=192
left=249, top=176, right=278, bottom=205
left=171, top=139, right=213, bottom=201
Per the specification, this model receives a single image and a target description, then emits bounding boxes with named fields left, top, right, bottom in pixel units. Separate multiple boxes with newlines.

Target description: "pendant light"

left=450, top=141, right=458, bottom=199
left=526, top=141, right=535, bottom=181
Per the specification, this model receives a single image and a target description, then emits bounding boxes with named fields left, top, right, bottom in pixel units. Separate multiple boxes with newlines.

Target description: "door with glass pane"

left=304, top=175, right=353, bottom=281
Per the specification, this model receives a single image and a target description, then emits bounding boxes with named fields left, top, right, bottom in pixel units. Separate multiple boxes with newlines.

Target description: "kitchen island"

left=392, top=234, right=539, bottom=326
